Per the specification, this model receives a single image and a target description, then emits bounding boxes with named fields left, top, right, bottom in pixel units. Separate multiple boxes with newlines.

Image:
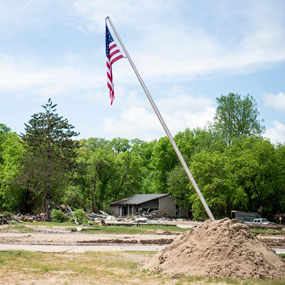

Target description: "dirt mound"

left=141, top=218, right=285, bottom=279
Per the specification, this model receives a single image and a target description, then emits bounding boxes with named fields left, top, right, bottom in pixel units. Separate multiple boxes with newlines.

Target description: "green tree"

left=271, top=144, right=285, bottom=216
left=189, top=150, right=246, bottom=219
left=213, top=93, right=265, bottom=144
left=151, top=137, right=177, bottom=193
left=110, top=137, right=131, bottom=153
left=231, top=137, right=278, bottom=217
left=0, top=126, right=25, bottom=211
left=167, top=164, right=192, bottom=211
left=0, top=124, right=11, bottom=166
left=116, top=151, right=144, bottom=199
left=20, top=99, right=79, bottom=219
left=165, top=128, right=225, bottom=217
left=82, top=137, right=111, bottom=152
left=84, top=147, right=118, bottom=212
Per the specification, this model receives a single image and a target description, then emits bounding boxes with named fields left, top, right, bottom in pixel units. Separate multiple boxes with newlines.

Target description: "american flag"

left=105, top=24, right=123, bottom=105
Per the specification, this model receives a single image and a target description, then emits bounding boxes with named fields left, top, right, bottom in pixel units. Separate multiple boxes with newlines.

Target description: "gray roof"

left=110, top=194, right=170, bottom=205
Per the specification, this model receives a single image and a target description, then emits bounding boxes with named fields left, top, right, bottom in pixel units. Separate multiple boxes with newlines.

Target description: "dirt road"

left=0, top=231, right=284, bottom=253
left=0, top=243, right=167, bottom=252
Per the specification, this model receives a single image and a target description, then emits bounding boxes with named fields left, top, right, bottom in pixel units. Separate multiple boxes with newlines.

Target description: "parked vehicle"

left=252, top=218, right=270, bottom=225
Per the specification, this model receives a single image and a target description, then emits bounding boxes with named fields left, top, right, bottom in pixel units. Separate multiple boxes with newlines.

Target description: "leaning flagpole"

left=106, top=16, right=215, bottom=220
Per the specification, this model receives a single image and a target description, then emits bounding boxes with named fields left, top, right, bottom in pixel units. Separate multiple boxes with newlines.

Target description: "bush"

left=51, top=209, right=68, bottom=223
left=3, top=212, right=12, bottom=219
left=73, top=209, right=89, bottom=225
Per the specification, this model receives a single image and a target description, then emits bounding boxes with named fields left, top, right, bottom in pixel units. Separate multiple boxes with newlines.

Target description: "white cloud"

left=264, top=120, right=285, bottom=144
left=102, top=90, right=215, bottom=141
left=264, top=92, right=285, bottom=111
left=72, top=0, right=285, bottom=80
left=0, top=55, right=105, bottom=97
left=1, top=1, right=285, bottom=97
left=0, top=0, right=284, bottom=143
left=104, top=107, right=161, bottom=141
left=158, top=89, right=215, bottom=132
left=72, top=0, right=175, bottom=32
left=102, top=88, right=162, bottom=140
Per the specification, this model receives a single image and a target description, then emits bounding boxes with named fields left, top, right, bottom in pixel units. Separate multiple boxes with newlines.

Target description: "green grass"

left=24, top=221, right=75, bottom=227
left=0, top=225, right=35, bottom=233
left=249, top=229, right=285, bottom=235
left=0, top=250, right=284, bottom=284
left=77, top=224, right=189, bottom=234
left=16, top=222, right=189, bottom=234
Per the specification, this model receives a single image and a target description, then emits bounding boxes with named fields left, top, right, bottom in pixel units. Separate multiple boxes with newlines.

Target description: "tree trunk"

left=91, top=185, right=96, bottom=213
left=91, top=169, right=98, bottom=213
left=46, top=128, right=51, bottom=221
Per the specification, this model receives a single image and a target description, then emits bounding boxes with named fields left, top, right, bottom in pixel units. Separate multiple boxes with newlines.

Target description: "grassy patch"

left=79, top=225, right=189, bottom=234
left=2, top=221, right=189, bottom=234
left=0, top=225, right=35, bottom=233
left=0, top=250, right=34, bottom=261
left=0, top=250, right=284, bottom=284
left=22, top=222, right=189, bottom=234
left=249, top=229, right=285, bottom=235
left=24, top=221, right=74, bottom=227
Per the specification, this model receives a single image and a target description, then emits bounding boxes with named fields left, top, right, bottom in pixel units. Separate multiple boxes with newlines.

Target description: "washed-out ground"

left=1, top=250, right=280, bottom=285
left=0, top=222, right=284, bottom=284
left=0, top=222, right=284, bottom=253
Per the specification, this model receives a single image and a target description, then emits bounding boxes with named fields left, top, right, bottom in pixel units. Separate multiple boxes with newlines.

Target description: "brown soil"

left=0, top=232, right=174, bottom=245
left=141, top=218, right=285, bottom=279
left=257, top=234, right=285, bottom=247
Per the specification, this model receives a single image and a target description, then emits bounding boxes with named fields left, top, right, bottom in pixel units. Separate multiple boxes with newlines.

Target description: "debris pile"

left=141, top=218, right=285, bottom=279
left=0, top=214, right=9, bottom=225
left=0, top=213, right=45, bottom=224
left=142, top=210, right=163, bottom=219
left=87, top=210, right=170, bottom=226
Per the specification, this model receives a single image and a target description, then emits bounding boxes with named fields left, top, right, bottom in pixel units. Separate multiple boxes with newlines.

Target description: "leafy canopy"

left=213, top=93, right=265, bottom=144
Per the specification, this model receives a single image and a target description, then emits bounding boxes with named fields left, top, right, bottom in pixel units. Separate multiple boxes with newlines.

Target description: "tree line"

left=0, top=94, right=284, bottom=221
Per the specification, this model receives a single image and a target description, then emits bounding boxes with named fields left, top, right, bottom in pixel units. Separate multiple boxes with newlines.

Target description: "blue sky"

left=0, top=0, right=284, bottom=143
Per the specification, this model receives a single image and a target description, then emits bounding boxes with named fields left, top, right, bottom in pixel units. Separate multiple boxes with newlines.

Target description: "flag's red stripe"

left=106, top=25, right=123, bottom=105
left=107, top=72, right=112, bottom=82
left=109, top=42, right=117, bottom=50
left=107, top=82, right=113, bottom=90
left=110, top=49, right=120, bottom=58
left=110, top=55, right=123, bottom=65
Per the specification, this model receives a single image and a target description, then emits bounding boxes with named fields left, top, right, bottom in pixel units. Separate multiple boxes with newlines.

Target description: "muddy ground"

left=0, top=223, right=284, bottom=284
left=0, top=223, right=284, bottom=252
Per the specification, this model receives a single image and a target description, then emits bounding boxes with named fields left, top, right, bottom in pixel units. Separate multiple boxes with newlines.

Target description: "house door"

left=123, top=206, right=128, bottom=216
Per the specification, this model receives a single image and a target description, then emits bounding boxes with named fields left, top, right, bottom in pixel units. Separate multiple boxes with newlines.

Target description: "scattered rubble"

left=0, top=208, right=190, bottom=227
left=86, top=210, right=181, bottom=227
left=67, top=205, right=79, bottom=225
left=0, top=214, right=9, bottom=225
left=0, top=213, right=46, bottom=224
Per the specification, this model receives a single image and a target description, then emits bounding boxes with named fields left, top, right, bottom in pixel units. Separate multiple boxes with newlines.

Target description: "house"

left=110, top=193, right=188, bottom=218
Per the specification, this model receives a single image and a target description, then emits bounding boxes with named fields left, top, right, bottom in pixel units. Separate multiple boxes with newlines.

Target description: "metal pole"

left=106, top=17, right=215, bottom=220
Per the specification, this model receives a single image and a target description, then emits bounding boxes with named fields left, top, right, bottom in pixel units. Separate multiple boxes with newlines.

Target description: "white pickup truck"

left=252, top=218, right=270, bottom=225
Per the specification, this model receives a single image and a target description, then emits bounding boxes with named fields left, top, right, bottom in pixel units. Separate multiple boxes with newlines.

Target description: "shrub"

left=3, top=212, right=12, bottom=219
left=73, top=209, right=89, bottom=225
left=51, top=209, right=68, bottom=223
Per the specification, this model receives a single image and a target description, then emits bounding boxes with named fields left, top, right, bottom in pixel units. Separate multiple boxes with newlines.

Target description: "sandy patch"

left=141, top=218, right=285, bottom=279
